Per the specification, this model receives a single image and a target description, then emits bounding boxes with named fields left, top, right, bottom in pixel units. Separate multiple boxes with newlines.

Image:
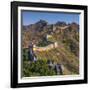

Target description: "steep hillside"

left=22, top=20, right=79, bottom=76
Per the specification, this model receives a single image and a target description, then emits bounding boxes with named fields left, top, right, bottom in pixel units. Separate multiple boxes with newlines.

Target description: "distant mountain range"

left=23, top=20, right=79, bottom=31
left=22, top=20, right=79, bottom=50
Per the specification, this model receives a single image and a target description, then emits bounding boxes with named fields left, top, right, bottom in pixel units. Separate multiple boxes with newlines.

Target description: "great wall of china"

left=31, top=26, right=70, bottom=52
left=33, top=42, right=58, bottom=52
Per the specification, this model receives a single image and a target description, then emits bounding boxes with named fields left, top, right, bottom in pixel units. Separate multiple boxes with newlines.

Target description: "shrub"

left=22, top=59, right=56, bottom=77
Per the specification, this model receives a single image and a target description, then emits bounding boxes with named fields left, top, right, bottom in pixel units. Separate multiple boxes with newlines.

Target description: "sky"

left=22, top=11, right=80, bottom=26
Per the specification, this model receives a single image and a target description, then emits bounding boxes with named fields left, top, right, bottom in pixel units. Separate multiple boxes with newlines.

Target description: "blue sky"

left=22, top=11, right=80, bottom=26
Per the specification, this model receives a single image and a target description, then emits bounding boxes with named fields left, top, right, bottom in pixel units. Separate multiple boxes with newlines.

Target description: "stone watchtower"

left=29, top=42, right=37, bottom=62
left=52, top=24, right=56, bottom=32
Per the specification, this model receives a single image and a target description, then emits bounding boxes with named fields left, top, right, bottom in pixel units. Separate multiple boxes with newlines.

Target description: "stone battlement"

left=33, top=42, right=58, bottom=52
